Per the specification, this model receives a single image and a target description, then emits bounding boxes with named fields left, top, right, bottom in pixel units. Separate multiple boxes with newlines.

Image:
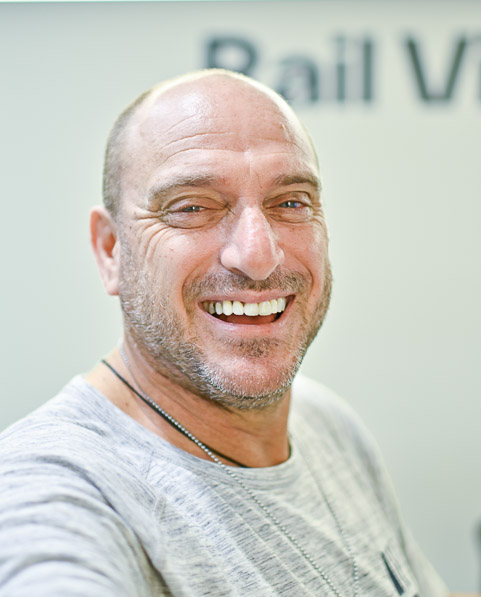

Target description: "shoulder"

left=0, top=376, right=154, bottom=504
left=0, top=378, right=159, bottom=596
left=1, top=376, right=119, bottom=460
left=291, top=373, right=352, bottom=415
left=291, top=374, right=370, bottom=441
left=290, top=374, right=385, bottom=476
left=290, top=375, right=403, bottom=526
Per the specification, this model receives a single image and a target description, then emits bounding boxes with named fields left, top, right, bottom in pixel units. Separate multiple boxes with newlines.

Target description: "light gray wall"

left=0, top=1, right=480, bottom=591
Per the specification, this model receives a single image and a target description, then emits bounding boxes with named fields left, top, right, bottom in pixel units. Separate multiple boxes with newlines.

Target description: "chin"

left=194, top=353, right=301, bottom=410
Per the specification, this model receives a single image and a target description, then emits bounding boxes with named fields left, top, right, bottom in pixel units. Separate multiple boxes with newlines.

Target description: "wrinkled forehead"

left=124, top=76, right=317, bottom=167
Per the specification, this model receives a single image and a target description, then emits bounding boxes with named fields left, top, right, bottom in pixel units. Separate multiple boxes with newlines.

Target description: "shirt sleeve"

left=0, top=454, right=155, bottom=596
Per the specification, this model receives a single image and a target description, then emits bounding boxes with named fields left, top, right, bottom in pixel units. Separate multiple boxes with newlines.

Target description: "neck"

left=86, top=342, right=292, bottom=468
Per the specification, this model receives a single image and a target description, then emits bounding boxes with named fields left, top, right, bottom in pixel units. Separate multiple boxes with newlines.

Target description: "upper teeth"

left=203, top=297, right=287, bottom=317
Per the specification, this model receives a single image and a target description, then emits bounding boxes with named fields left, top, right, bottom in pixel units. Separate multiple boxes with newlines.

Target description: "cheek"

left=281, top=225, right=330, bottom=308
left=282, top=224, right=328, bottom=269
left=157, top=232, right=220, bottom=300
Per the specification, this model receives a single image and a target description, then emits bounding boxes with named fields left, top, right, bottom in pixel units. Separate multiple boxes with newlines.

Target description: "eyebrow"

left=273, top=173, right=322, bottom=192
left=146, top=175, right=219, bottom=209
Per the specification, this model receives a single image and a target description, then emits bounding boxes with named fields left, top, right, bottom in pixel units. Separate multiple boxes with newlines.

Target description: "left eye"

left=179, top=205, right=204, bottom=212
left=278, top=200, right=303, bottom=208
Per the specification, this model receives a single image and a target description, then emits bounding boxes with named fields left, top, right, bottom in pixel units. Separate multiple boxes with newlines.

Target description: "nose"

left=220, top=206, right=285, bottom=280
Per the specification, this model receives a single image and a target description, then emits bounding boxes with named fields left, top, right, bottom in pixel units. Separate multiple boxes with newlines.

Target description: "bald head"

left=102, top=69, right=318, bottom=219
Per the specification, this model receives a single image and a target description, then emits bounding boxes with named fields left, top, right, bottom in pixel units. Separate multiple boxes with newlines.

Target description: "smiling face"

left=114, top=73, right=331, bottom=409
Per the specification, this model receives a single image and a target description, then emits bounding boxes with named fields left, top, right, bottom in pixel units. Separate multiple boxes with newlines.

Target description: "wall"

left=0, top=1, right=480, bottom=591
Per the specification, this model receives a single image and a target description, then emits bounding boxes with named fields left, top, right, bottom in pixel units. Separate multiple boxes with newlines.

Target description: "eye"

left=267, top=193, right=314, bottom=223
left=179, top=205, right=204, bottom=213
left=278, top=199, right=304, bottom=209
left=162, top=198, right=226, bottom=229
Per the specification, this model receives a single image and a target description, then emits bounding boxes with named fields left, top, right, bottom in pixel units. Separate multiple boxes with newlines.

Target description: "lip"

left=198, top=295, right=295, bottom=335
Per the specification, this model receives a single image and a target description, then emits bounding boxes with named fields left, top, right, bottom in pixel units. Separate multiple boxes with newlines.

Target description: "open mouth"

left=202, top=297, right=288, bottom=325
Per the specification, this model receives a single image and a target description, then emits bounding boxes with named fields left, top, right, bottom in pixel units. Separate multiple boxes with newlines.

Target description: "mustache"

left=186, top=268, right=310, bottom=298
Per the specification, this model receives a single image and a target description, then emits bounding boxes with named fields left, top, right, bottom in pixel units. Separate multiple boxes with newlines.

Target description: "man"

left=0, top=70, right=448, bottom=596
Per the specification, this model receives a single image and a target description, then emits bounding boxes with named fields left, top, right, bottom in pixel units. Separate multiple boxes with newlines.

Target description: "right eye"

left=162, top=198, right=226, bottom=229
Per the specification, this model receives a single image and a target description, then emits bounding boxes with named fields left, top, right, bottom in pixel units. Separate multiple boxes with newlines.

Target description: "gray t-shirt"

left=0, top=375, right=447, bottom=596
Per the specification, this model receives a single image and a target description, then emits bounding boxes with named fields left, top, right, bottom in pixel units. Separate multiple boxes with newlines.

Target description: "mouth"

left=202, top=296, right=289, bottom=325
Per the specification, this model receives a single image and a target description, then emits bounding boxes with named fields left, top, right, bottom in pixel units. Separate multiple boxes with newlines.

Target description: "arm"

left=0, top=460, right=153, bottom=596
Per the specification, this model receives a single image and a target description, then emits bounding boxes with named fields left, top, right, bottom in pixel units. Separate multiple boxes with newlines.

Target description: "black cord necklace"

left=101, top=359, right=248, bottom=468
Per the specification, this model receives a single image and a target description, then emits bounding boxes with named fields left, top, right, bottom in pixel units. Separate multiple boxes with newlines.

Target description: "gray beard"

left=118, top=245, right=332, bottom=410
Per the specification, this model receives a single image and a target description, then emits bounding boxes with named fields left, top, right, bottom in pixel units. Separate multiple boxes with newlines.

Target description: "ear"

left=90, top=206, right=120, bottom=296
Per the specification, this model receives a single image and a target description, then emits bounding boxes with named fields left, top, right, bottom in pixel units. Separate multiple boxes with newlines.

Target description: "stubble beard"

left=118, top=245, right=332, bottom=411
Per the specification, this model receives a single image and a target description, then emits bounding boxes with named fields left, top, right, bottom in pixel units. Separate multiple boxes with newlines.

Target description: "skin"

left=88, top=73, right=331, bottom=468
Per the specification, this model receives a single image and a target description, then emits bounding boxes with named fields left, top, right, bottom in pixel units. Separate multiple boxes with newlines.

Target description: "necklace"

left=101, top=359, right=247, bottom=468
left=103, top=348, right=359, bottom=597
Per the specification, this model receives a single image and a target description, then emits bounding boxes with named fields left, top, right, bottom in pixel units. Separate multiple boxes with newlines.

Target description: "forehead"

left=122, top=77, right=318, bottom=194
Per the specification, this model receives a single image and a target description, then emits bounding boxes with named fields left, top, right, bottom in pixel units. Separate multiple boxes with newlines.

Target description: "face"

left=116, top=76, right=331, bottom=409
